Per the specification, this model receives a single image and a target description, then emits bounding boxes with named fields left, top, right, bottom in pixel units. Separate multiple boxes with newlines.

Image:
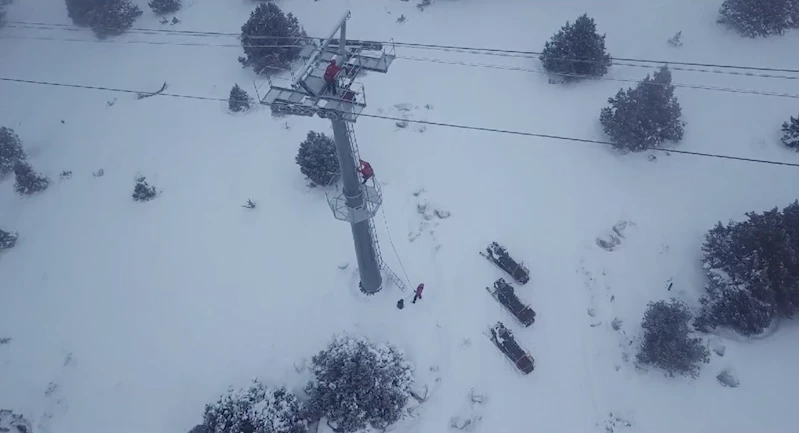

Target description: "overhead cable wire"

left=6, top=20, right=799, bottom=75
left=1, top=34, right=797, bottom=99
left=2, top=76, right=798, bottom=169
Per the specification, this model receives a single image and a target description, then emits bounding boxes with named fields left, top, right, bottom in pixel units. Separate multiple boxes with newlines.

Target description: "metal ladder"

left=346, top=123, right=408, bottom=292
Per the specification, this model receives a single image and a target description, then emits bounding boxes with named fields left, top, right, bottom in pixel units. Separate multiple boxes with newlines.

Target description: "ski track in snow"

left=2, top=0, right=799, bottom=432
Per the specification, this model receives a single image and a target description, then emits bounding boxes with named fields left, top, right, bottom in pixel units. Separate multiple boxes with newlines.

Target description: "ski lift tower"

left=258, top=11, right=396, bottom=294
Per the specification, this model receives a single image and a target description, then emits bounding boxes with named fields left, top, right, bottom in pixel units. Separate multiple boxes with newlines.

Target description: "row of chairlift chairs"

left=480, top=242, right=536, bottom=375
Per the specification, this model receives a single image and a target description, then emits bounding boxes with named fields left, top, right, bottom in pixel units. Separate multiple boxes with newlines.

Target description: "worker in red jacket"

left=413, top=283, right=424, bottom=303
left=356, top=159, right=374, bottom=184
left=323, top=59, right=344, bottom=96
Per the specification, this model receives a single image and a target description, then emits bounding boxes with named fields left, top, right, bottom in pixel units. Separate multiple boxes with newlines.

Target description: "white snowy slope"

left=2, top=0, right=799, bottom=432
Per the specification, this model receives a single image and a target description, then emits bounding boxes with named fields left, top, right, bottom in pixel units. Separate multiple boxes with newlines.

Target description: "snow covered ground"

left=2, top=0, right=799, bottom=432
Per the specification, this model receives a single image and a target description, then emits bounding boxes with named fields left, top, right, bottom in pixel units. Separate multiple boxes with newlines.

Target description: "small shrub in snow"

left=636, top=299, right=709, bottom=378
left=295, top=131, right=340, bottom=186
left=203, top=380, right=307, bottom=433
left=0, top=127, right=27, bottom=177
left=695, top=202, right=799, bottom=336
left=718, top=0, right=799, bottom=37
left=132, top=176, right=157, bottom=201
left=65, top=0, right=144, bottom=38
left=13, top=160, right=49, bottom=195
left=148, top=0, right=180, bottom=15
left=305, top=335, right=414, bottom=433
left=539, top=14, right=612, bottom=82
left=600, top=65, right=685, bottom=152
left=781, top=115, right=799, bottom=150
left=0, top=228, right=18, bottom=251
left=229, top=84, right=252, bottom=112
left=239, top=2, right=308, bottom=74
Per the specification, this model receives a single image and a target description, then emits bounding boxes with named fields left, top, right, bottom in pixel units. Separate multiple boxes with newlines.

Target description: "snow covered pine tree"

left=695, top=202, right=799, bottom=336
left=65, top=0, right=143, bottom=37
left=132, top=176, right=157, bottom=201
left=239, top=2, right=308, bottom=73
left=13, top=160, right=49, bottom=195
left=0, top=126, right=27, bottom=177
left=539, top=14, right=612, bottom=82
left=229, top=84, right=252, bottom=112
left=600, top=65, right=685, bottom=152
left=148, top=0, right=181, bottom=15
left=295, top=131, right=340, bottom=186
left=636, top=299, right=709, bottom=378
left=305, top=335, right=414, bottom=433
left=202, top=379, right=308, bottom=433
left=718, top=0, right=799, bottom=38
left=781, top=115, right=799, bottom=150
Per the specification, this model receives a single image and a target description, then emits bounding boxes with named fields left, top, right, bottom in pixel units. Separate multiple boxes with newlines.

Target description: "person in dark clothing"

left=413, top=283, right=424, bottom=303
left=357, top=159, right=374, bottom=184
left=323, top=59, right=344, bottom=96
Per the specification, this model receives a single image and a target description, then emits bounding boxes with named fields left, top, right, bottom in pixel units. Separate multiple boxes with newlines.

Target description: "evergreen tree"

left=600, top=65, right=685, bottom=152
left=132, top=176, right=157, bottom=201
left=637, top=299, right=709, bottom=378
left=239, top=2, right=308, bottom=74
left=539, top=14, right=612, bottom=82
left=0, top=127, right=27, bottom=177
left=696, top=202, right=799, bottom=335
left=13, top=161, right=49, bottom=195
left=229, top=84, right=252, bottom=112
left=148, top=0, right=180, bottom=15
left=0, top=229, right=18, bottom=252
left=295, top=131, right=340, bottom=186
left=781, top=115, right=799, bottom=150
left=65, top=0, right=143, bottom=38
left=718, top=0, right=799, bottom=37
left=306, top=335, right=413, bottom=433
left=203, top=380, right=307, bottom=433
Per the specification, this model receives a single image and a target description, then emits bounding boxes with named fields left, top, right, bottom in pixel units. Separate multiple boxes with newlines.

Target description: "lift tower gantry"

left=258, top=11, right=398, bottom=294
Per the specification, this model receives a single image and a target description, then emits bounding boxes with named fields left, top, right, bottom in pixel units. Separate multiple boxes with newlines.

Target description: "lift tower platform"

left=257, top=11, right=398, bottom=294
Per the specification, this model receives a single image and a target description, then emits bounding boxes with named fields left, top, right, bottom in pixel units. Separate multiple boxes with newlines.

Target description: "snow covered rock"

left=203, top=379, right=308, bottom=433
left=596, top=220, right=635, bottom=251
left=305, top=335, right=414, bottom=433
left=717, top=368, right=740, bottom=387
left=0, top=409, right=32, bottom=433
left=0, top=229, right=17, bottom=251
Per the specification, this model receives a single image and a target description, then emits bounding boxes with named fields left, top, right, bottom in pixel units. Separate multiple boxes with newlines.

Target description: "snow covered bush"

left=132, top=176, right=157, bottom=201
left=229, top=84, right=252, bottom=112
left=0, top=228, right=18, bottom=251
left=239, top=2, right=308, bottom=74
left=305, top=335, right=414, bottom=433
left=695, top=202, right=799, bottom=336
left=148, top=0, right=180, bottom=15
left=782, top=115, right=799, bottom=150
left=600, top=65, right=685, bottom=152
left=0, top=127, right=27, bottom=177
left=718, top=0, right=799, bottom=37
left=539, top=14, right=612, bottom=82
left=295, top=131, right=340, bottom=186
left=65, top=0, right=143, bottom=38
left=13, top=161, right=49, bottom=195
left=636, top=299, right=709, bottom=378
left=203, top=380, right=308, bottom=433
